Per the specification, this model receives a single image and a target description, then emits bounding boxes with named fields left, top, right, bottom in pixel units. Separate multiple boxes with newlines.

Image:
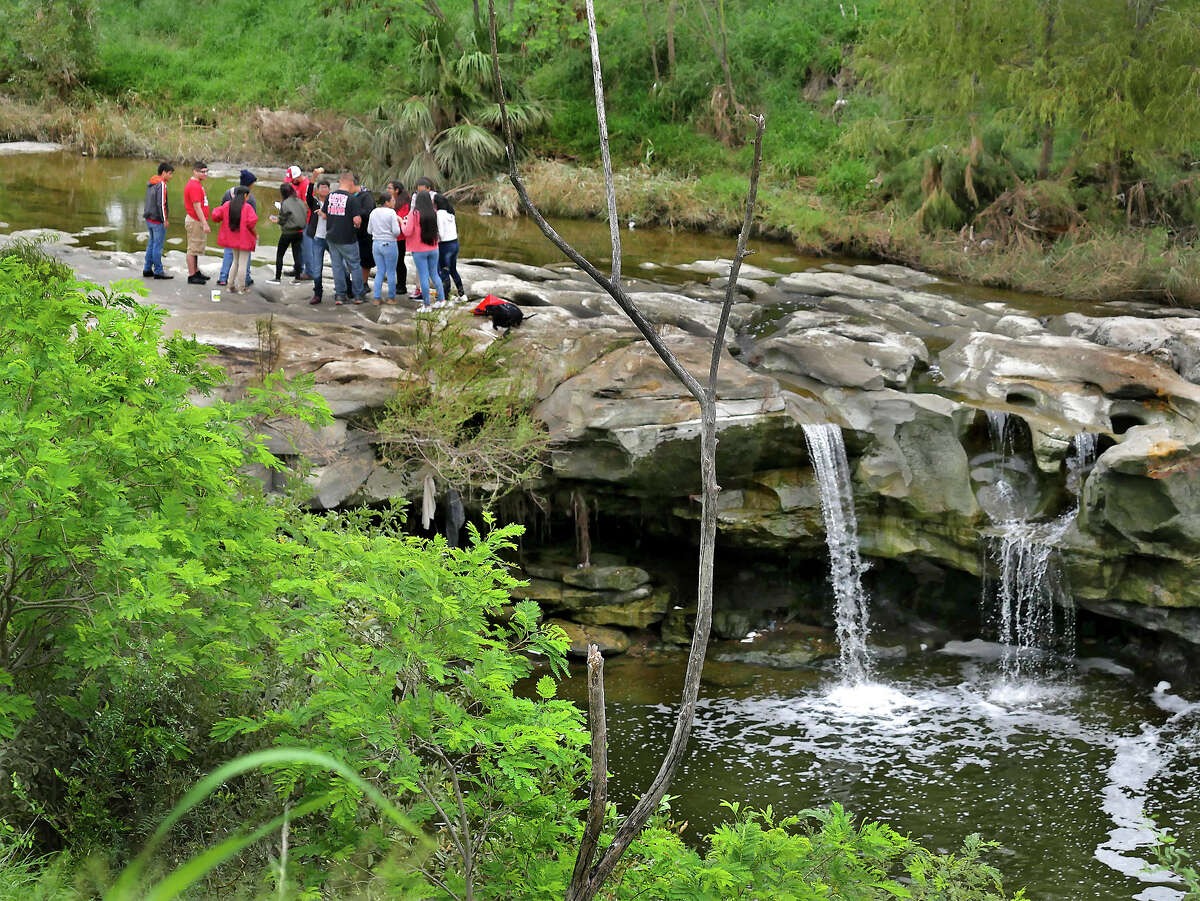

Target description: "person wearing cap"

left=183, top=161, right=211, bottom=284
left=300, top=166, right=325, bottom=280
left=216, top=169, right=259, bottom=288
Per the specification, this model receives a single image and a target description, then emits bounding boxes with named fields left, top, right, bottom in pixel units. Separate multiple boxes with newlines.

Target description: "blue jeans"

left=412, top=249, right=439, bottom=306
left=219, top=247, right=254, bottom=285
left=309, top=236, right=327, bottom=297
left=438, top=238, right=463, bottom=298
left=143, top=220, right=166, bottom=274
left=302, top=233, right=316, bottom=277
left=327, top=240, right=364, bottom=298
left=372, top=239, right=399, bottom=299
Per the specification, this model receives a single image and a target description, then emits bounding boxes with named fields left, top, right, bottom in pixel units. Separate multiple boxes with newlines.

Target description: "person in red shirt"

left=211, top=186, right=258, bottom=294
left=183, top=161, right=212, bottom=284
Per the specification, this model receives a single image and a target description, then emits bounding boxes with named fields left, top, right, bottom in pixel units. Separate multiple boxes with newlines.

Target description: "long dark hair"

left=433, top=193, right=455, bottom=215
left=229, top=185, right=250, bottom=230
left=415, top=191, right=438, bottom=245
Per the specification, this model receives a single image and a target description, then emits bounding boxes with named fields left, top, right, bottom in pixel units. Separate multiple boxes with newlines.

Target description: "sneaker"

left=296, top=273, right=313, bottom=281
left=354, top=295, right=367, bottom=305
left=334, top=295, right=348, bottom=305
left=309, top=295, right=322, bottom=305
left=266, top=278, right=282, bottom=285
left=187, top=273, right=206, bottom=285
left=216, top=280, right=227, bottom=287
left=142, top=270, right=154, bottom=277
left=409, top=289, right=423, bottom=299
left=153, top=273, right=174, bottom=280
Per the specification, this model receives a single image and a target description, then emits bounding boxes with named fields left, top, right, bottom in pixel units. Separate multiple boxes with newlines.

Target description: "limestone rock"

left=547, top=619, right=631, bottom=656
left=561, top=565, right=651, bottom=591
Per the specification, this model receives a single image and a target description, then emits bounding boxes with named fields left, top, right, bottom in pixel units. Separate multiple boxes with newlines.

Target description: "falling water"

left=982, top=413, right=1075, bottom=677
left=802, top=422, right=872, bottom=683
left=1066, top=432, right=1099, bottom=498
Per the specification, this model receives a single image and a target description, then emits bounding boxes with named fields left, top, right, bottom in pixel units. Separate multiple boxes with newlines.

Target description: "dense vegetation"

left=3, top=0, right=1200, bottom=299
left=0, top=245, right=1036, bottom=896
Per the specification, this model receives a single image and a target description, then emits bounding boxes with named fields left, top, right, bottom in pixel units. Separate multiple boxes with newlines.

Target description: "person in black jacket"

left=325, top=171, right=366, bottom=303
left=353, top=177, right=375, bottom=291
left=142, top=162, right=174, bottom=279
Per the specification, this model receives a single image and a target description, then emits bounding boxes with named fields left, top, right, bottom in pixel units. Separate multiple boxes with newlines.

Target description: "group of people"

left=142, top=161, right=466, bottom=308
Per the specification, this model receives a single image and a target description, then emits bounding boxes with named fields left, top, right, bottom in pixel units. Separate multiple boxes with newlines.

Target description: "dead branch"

left=487, top=3, right=766, bottom=899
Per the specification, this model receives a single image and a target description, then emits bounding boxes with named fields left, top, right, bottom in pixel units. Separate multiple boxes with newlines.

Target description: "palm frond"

left=402, top=152, right=443, bottom=191
left=454, top=49, right=493, bottom=90
left=433, top=122, right=506, bottom=182
left=395, top=97, right=436, bottom=138
left=476, top=101, right=550, bottom=134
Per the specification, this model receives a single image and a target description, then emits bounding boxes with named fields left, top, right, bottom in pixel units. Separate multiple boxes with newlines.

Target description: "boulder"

left=547, top=619, right=631, bottom=656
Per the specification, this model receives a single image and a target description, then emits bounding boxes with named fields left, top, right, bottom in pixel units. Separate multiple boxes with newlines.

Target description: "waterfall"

left=802, top=423, right=872, bottom=683
left=1066, top=432, right=1099, bottom=498
left=981, top=413, right=1076, bottom=677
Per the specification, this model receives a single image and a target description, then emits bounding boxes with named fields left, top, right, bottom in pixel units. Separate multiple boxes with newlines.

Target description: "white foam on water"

left=824, top=680, right=926, bottom=718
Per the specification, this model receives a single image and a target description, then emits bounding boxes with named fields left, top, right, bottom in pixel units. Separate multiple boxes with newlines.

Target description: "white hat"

left=286, top=165, right=302, bottom=180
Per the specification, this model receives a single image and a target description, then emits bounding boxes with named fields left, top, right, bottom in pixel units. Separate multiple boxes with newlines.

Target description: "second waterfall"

left=802, top=422, right=873, bottom=684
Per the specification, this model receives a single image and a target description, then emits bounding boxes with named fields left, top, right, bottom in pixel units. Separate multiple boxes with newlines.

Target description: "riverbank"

left=4, top=96, right=1196, bottom=306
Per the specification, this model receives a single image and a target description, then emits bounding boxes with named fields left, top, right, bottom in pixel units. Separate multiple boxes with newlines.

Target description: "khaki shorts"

left=184, top=217, right=208, bottom=254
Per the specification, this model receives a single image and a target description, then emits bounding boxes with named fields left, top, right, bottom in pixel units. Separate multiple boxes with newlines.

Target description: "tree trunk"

left=487, top=3, right=765, bottom=899
left=666, top=0, right=677, bottom=76
left=642, top=0, right=661, bottom=83
left=1038, top=126, right=1054, bottom=181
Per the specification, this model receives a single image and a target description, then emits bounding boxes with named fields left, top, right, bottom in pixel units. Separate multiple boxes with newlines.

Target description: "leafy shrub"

left=818, top=157, right=877, bottom=208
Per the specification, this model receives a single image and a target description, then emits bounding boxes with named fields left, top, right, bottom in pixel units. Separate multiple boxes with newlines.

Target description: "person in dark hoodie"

left=142, top=162, right=174, bottom=279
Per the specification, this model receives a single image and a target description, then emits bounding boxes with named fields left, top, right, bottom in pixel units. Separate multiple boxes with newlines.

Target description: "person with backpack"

left=434, top=193, right=464, bottom=302
left=216, top=169, right=259, bottom=288
left=266, top=182, right=308, bottom=284
left=400, top=190, right=440, bottom=309
left=211, top=186, right=258, bottom=294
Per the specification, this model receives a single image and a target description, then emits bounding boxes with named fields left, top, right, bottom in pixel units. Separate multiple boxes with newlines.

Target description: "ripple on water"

left=581, top=650, right=1200, bottom=901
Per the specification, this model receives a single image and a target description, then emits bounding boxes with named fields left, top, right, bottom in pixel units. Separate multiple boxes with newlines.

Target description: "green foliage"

left=374, top=314, right=548, bottom=499
left=1152, top=832, right=1200, bottom=897
left=0, top=246, right=328, bottom=851
left=818, top=157, right=877, bottom=209
left=0, top=0, right=97, bottom=99
left=615, top=802, right=1023, bottom=900
left=213, top=509, right=589, bottom=894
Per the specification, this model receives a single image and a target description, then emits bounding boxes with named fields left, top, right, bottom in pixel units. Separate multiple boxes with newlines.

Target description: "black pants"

left=275, top=231, right=303, bottom=279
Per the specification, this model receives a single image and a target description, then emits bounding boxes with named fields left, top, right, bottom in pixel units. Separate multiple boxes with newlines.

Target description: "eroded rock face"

left=38, top=236, right=1200, bottom=650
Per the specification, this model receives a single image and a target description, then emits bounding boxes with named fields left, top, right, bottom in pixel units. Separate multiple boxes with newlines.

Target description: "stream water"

left=4, top=148, right=1199, bottom=899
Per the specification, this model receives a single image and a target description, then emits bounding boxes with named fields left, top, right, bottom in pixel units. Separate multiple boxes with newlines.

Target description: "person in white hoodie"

left=435, top=192, right=465, bottom=303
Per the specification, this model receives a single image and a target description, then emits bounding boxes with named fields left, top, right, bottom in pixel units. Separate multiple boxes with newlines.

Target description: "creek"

left=3, top=148, right=1198, bottom=899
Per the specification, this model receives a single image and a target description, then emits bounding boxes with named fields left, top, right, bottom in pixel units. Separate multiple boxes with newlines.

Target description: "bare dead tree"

left=488, top=3, right=765, bottom=899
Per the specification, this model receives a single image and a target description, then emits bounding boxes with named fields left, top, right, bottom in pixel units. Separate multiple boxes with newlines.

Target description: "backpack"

left=472, top=294, right=525, bottom=330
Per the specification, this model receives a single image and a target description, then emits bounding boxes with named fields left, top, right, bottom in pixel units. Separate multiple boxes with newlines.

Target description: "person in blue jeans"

left=400, top=190, right=440, bottom=307
left=216, top=169, right=258, bottom=286
left=325, top=171, right=366, bottom=304
left=141, top=162, right=174, bottom=278
left=434, top=192, right=464, bottom=300
left=305, top=178, right=331, bottom=304
left=367, top=191, right=402, bottom=303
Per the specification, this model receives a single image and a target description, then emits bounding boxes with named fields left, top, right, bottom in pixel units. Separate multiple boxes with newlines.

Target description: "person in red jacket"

left=211, top=186, right=258, bottom=294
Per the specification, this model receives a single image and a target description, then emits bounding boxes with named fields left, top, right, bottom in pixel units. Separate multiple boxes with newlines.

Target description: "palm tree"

left=368, top=11, right=548, bottom=188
